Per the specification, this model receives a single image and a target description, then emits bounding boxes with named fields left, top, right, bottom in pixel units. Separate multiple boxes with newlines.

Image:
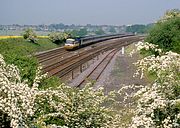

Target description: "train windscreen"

left=66, top=39, right=75, bottom=44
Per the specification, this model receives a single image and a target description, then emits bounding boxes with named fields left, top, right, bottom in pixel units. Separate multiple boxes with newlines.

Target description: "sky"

left=0, top=0, right=179, bottom=25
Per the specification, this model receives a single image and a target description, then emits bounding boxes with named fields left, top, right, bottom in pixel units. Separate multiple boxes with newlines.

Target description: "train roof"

left=66, top=38, right=75, bottom=41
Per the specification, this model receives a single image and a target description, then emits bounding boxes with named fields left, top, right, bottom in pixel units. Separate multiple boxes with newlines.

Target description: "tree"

left=95, top=28, right=105, bottom=35
left=146, top=17, right=180, bottom=53
left=23, top=28, right=37, bottom=43
left=77, top=28, right=88, bottom=37
left=126, top=24, right=152, bottom=34
left=49, top=32, right=69, bottom=45
left=109, top=27, right=116, bottom=33
left=70, top=28, right=88, bottom=37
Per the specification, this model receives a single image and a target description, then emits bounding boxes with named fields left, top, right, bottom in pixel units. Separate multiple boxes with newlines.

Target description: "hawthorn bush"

left=0, top=54, right=120, bottom=128
left=48, top=32, right=69, bottom=45
left=128, top=42, right=180, bottom=128
left=23, top=28, right=38, bottom=44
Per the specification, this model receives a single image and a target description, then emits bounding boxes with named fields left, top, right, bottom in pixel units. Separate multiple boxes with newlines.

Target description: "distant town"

left=0, top=23, right=153, bottom=36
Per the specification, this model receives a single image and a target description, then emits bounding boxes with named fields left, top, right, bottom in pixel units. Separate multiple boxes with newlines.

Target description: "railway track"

left=47, top=37, right=140, bottom=78
left=36, top=36, right=143, bottom=81
left=35, top=47, right=69, bottom=64
left=43, top=43, right=112, bottom=73
left=72, top=49, right=119, bottom=88
left=35, top=47, right=64, bottom=59
left=38, top=50, right=68, bottom=63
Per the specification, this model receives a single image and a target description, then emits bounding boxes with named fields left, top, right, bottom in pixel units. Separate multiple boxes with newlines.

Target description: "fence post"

left=72, top=70, right=74, bottom=79
left=122, top=46, right=125, bottom=55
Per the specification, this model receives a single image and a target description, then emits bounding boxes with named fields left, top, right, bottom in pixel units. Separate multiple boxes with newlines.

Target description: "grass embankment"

left=0, top=37, right=61, bottom=86
left=0, top=37, right=59, bottom=55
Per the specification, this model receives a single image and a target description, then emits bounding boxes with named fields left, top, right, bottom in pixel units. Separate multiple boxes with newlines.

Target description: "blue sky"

left=0, top=0, right=179, bottom=25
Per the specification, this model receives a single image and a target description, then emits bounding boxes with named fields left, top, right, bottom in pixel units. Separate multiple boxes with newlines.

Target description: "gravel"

left=94, top=43, right=148, bottom=93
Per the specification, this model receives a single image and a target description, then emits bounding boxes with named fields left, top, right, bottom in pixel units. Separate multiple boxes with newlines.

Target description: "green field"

left=0, top=37, right=60, bottom=55
left=0, top=30, right=50, bottom=36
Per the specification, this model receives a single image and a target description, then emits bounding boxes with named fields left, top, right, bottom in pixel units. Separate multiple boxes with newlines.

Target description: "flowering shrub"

left=34, top=84, right=121, bottom=127
left=0, top=53, right=121, bottom=128
left=48, top=32, right=69, bottom=45
left=158, top=9, right=180, bottom=23
left=23, top=28, right=37, bottom=43
left=0, top=54, right=42, bottom=127
left=129, top=41, right=180, bottom=128
left=1, top=39, right=179, bottom=128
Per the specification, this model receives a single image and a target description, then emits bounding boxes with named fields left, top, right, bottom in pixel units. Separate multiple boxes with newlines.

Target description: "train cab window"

left=66, top=39, right=75, bottom=44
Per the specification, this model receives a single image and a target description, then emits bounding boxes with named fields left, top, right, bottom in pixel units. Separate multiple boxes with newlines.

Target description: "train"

left=64, top=33, right=134, bottom=50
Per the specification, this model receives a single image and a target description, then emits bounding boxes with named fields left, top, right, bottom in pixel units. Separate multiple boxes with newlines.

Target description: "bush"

left=0, top=54, right=121, bottom=127
left=146, top=17, right=180, bottom=53
left=129, top=42, right=180, bottom=128
left=0, top=38, right=59, bottom=85
left=39, top=76, right=63, bottom=90
left=34, top=83, right=119, bottom=128
left=49, top=32, right=69, bottom=45
left=4, top=54, right=38, bottom=85
left=0, top=111, right=11, bottom=128
left=0, top=40, right=38, bottom=85
left=23, top=28, right=37, bottom=43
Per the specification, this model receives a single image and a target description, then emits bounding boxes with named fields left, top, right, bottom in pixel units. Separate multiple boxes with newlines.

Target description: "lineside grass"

left=0, top=37, right=58, bottom=54
left=126, top=43, right=156, bottom=82
left=0, top=37, right=60, bottom=86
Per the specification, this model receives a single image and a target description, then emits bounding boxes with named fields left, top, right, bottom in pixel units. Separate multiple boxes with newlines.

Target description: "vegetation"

left=48, top=32, right=70, bottom=45
left=0, top=37, right=58, bottom=55
left=128, top=10, right=180, bottom=127
left=126, top=24, right=153, bottom=34
left=108, top=26, right=116, bottom=33
left=70, top=28, right=88, bottom=37
left=23, top=28, right=38, bottom=43
left=94, top=28, right=105, bottom=35
left=0, top=38, right=58, bottom=85
left=0, top=9, right=179, bottom=128
left=1, top=41, right=179, bottom=128
left=127, top=42, right=180, bottom=128
left=0, top=56, right=121, bottom=127
left=146, top=17, right=180, bottom=53
left=158, top=9, right=180, bottom=23
left=0, top=36, right=22, bottom=39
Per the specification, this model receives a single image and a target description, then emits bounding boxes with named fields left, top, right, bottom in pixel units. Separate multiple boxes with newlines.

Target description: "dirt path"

left=94, top=43, right=148, bottom=93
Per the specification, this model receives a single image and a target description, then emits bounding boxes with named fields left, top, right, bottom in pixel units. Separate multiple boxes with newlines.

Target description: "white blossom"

left=129, top=41, right=180, bottom=128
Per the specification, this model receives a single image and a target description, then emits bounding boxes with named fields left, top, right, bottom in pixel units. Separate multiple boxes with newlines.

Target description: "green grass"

left=0, top=37, right=60, bottom=55
left=125, top=43, right=136, bottom=54
left=0, top=37, right=62, bottom=86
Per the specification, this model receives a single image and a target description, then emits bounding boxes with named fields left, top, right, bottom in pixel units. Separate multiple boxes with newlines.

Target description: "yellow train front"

left=64, top=38, right=80, bottom=50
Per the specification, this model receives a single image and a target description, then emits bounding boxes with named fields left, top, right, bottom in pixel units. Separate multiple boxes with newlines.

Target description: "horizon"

left=0, top=22, right=153, bottom=26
